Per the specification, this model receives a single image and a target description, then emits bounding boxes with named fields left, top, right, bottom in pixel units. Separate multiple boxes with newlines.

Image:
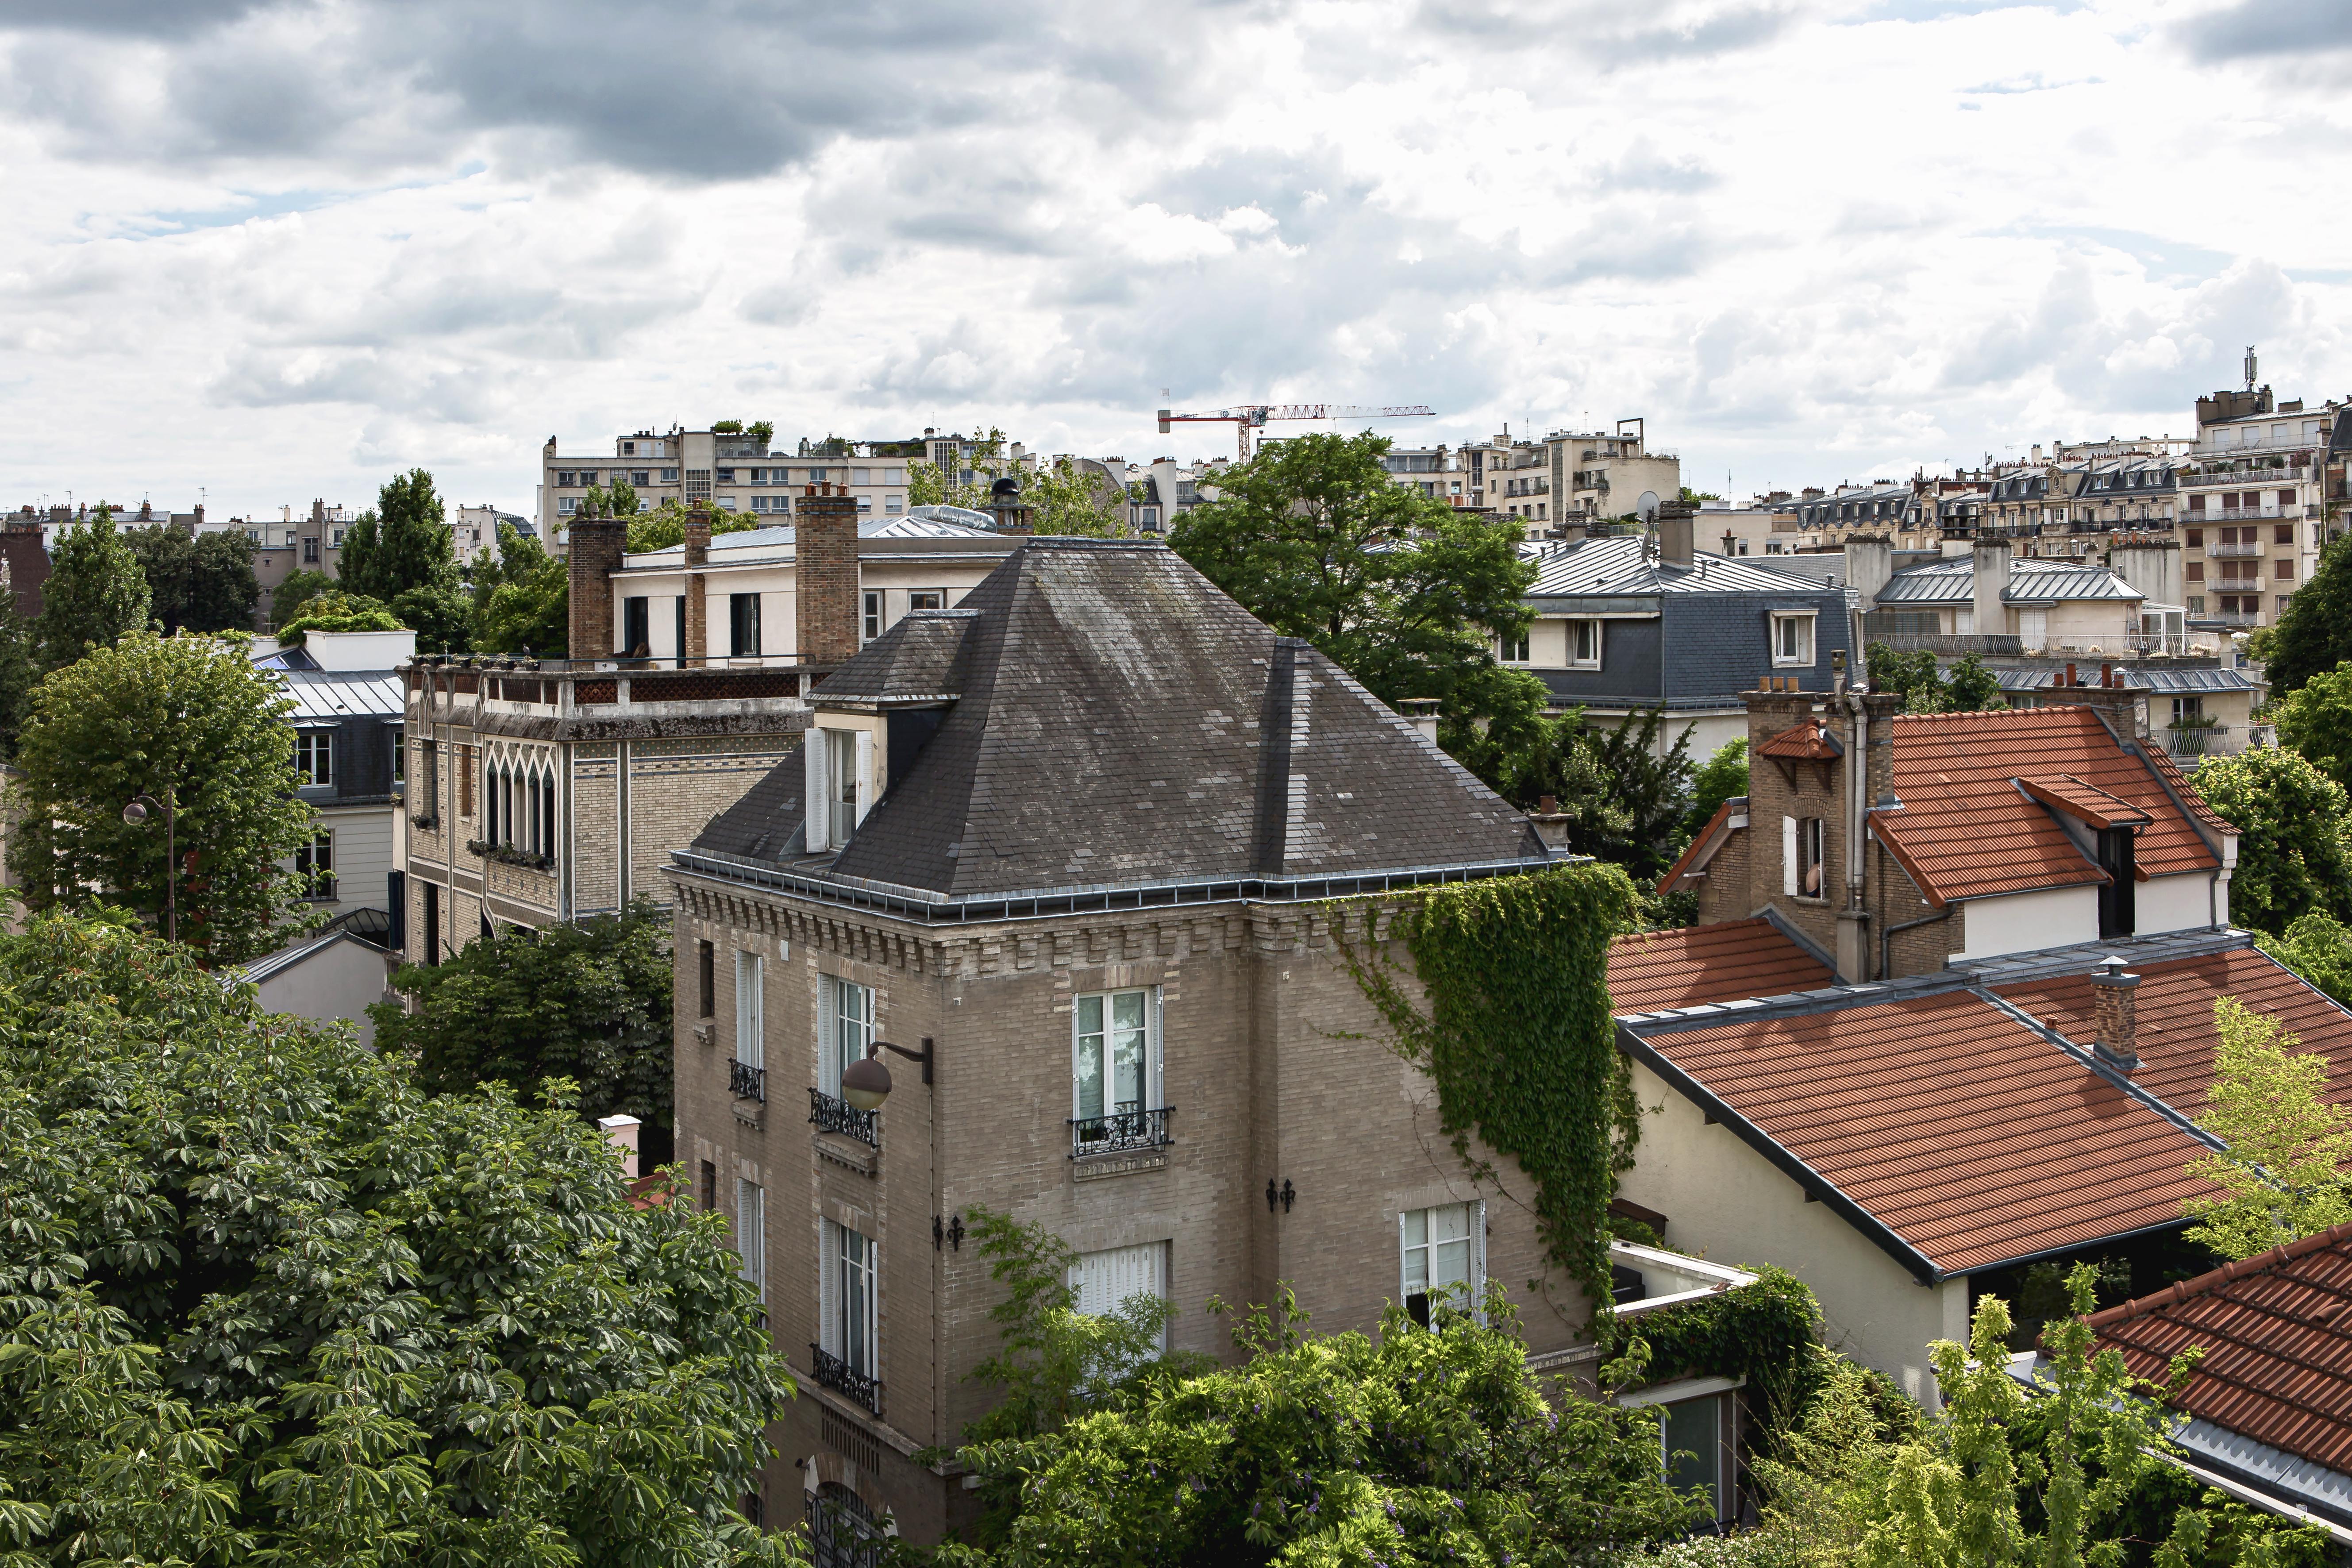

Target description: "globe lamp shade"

left=839, top=1055, right=892, bottom=1111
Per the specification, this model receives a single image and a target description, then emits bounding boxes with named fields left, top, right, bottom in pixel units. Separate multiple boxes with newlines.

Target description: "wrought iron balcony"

left=2165, top=722, right=2230, bottom=757
left=810, top=1344, right=882, bottom=1414
left=1069, top=1105, right=1174, bottom=1160
left=729, top=1059, right=765, bottom=1102
left=809, top=1088, right=879, bottom=1148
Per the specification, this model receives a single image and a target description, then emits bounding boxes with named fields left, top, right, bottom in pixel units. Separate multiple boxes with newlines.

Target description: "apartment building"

left=256, top=628, right=412, bottom=925
left=2174, top=375, right=2339, bottom=628
left=393, top=491, right=1019, bottom=958
left=539, top=428, right=946, bottom=537
left=666, top=537, right=1566, bottom=1548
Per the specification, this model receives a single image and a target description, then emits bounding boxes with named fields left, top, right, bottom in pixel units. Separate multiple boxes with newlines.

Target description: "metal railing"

left=808, top=1088, right=879, bottom=1148
left=2188, top=502, right=2299, bottom=520
left=2204, top=540, right=2264, bottom=558
left=1070, top=1105, right=1175, bottom=1160
left=1861, top=632, right=2024, bottom=657
left=809, top=1345, right=882, bottom=1415
left=2165, top=723, right=2231, bottom=757
left=2179, top=464, right=2308, bottom=488
left=730, top=1059, right=766, bottom=1102
left=2210, top=610, right=2263, bottom=627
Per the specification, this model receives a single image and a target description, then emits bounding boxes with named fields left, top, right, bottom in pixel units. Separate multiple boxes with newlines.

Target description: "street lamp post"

left=123, top=785, right=178, bottom=943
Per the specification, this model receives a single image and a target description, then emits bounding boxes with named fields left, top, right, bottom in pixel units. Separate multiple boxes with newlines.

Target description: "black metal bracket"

left=871, top=1036, right=934, bottom=1085
left=1281, top=1178, right=1296, bottom=1214
left=1266, top=1178, right=1278, bottom=1213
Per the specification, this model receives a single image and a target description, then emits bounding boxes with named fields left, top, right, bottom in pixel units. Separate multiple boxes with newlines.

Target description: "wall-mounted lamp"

left=838, top=1036, right=935, bottom=1110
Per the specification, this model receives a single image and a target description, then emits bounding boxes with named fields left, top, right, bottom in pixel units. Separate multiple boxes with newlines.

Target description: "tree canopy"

left=35, top=505, right=151, bottom=671
left=907, top=428, right=1128, bottom=534
left=0, top=908, right=799, bottom=1564
left=2191, top=745, right=2352, bottom=935
left=371, top=900, right=677, bottom=1167
left=339, top=469, right=456, bottom=604
left=1863, top=644, right=2006, bottom=713
left=1171, top=431, right=1545, bottom=739
left=627, top=501, right=761, bottom=554
left=2184, top=997, right=2352, bottom=1261
left=125, top=524, right=260, bottom=635
left=471, top=523, right=570, bottom=657
left=8, top=631, right=319, bottom=962
left=2260, top=530, right=2352, bottom=694
left=2272, top=659, right=2352, bottom=794
left=269, top=566, right=338, bottom=632
left=1683, top=736, right=1749, bottom=840
left=277, top=588, right=403, bottom=643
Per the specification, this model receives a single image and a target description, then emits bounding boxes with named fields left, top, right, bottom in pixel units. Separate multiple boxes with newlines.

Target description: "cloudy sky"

left=0, top=0, right=2345, bottom=519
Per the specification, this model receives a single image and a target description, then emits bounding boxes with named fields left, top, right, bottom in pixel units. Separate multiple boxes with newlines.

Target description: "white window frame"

left=1568, top=619, right=1603, bottom=670
left=821, top=975, right=875, bottom=1097
left=295, top=729, right=332, bottom=787
left=736, top=1178, right=765, bottom=1302
left=1072, top=986, right=1161, bottom=1126
left=1771, top=612, right=1816, bottom=667
left=1497, top=630, right=1530, bottom=663
left=821, top=1218, right=878, bottom=1378
left=735, top=951, right=763, bottom=1071
left=1398, top=1199, right=1486, bottom=1323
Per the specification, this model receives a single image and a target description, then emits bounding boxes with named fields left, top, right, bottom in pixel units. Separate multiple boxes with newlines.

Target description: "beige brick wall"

left=670, top=880, right=1594, bottom=1542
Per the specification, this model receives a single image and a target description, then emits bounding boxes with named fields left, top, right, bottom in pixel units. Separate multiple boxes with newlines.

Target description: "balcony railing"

left=2205, top=540, right=2264, bottom=558
left=2180, top=463, right=2307, bottom=488
left=730, top=1059, right=766, bottom=1102
left=809, top=1345, right=882, bottom=1414
left=1070, top=1105, right=1175, bottom=1159
left=2210, top=609, right=2263, bottom=627
left=809, top=1087, right=879, bottom=1148
left=2165, top=723, right=2231, bottom=757
left=2189, top=502, right=2299, bottom=520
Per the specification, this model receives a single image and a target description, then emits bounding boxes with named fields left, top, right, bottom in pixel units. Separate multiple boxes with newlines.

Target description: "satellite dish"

left=1638, top=491, right=1661, bottom=521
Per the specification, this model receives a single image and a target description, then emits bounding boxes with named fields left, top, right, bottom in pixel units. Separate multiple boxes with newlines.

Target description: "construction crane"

left=1155, top=402, right=1437, bottom=462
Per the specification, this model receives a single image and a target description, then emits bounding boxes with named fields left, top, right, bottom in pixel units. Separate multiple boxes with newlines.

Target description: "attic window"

left=1569, top=619, right=1602, bottom=670
left=1771, top=613, right=1816, bottom=667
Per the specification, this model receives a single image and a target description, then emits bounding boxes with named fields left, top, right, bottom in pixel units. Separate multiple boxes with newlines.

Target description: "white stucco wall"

left=1618, top=1059, right=1972, bottom=1406
left=1956, top=885, right=2101, bottom=959
left=250, top=935, right=393, bottom=1050
left=2137, top=870, right=2222, bottom=936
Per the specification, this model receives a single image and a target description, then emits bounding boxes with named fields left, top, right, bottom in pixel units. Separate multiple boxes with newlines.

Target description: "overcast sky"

left=0, top=0, right=2345, bottom=520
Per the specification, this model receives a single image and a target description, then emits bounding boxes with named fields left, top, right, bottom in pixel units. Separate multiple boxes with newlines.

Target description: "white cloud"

left=0, top=0, right=2346, bottom=514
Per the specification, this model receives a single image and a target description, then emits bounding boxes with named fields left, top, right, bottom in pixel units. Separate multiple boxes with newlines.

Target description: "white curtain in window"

left=1069, top=1241, right=1167, bottom=1321
left=803, top=730, right=831, bottom=851
left=735, top=952, right=763, bottom=1071
left=1074, top=990, right=1150, bottom=1122
left=1398, top=1201, right=1485, bottom=1317
left=735, top=1179, right=764, bottom=1302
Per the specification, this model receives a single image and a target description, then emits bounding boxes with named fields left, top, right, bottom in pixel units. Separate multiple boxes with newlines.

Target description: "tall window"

left=735, top=1179, right=765, bottom=1302
left=623, top=596, right=650, bottom=656
left=1400, top=1201, right=1482, bottom=1326
left=1070, top=1242, right=1169, bottom=1346
left=697, top=941, right=716, bottom=1019
left=1569, top=619, right=1602, bottom=669
left=826, top=728, right=859, bottom=846
left=1782, top=815, right=1825, bottom=898
left=1661, top=1397, right=1723, bottom=1517
left=821, top=976, right=875, bottom=1096
left=1074, top=989, right=1155, bottom=1128
left=729, top=592, right=762, bottom=657
left=391, top=726, right=404, bottom=784
left=295, top=830, right=335, bottom=900
left=823, top=1221, right=878, bottom=1379
left=735, top=952, right=763, bottom=1071
left=295, top=730, right=332, bottom=786
left=863, top=590, right=883, bottom=643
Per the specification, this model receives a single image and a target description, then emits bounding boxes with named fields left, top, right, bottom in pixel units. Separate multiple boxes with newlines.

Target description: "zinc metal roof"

left=1523, top=535, right=1842, bottom=598
left=1873, top=556, right=2145, bottom=605
left=275, top=668, right=404, bottom=721
left=1994, top=666, right=2262, bottom=694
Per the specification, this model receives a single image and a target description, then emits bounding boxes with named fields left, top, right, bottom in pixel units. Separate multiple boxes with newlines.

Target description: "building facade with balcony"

left=666, top=537, right=1569, bottom=1547
left=539, top=427, right=943, bottom=538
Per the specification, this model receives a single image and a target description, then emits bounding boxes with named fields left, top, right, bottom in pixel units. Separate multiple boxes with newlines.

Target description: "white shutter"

left=820, top=977, right=840, bottom=1096
left=1473, top=1200, right=1489, bottom=1324
left=819, top=1219, right=839, bottom=1356
left=853, top=730, right=875, bottom=827
left=803, top=729, right=830, bottom=852
left=1782, top=816, right=1799, bottom=897
left=1150, top=987, right=1165, bottom=1112
left=735, top=952, right=763, bottom=1071
left=1398, top=1211, right=1410, bottom=1306
left=737, top=1179, right=765, bottom=1302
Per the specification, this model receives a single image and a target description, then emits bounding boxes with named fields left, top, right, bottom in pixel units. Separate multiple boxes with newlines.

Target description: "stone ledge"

left=815, top=1130, right=879, bottom=1176
left=731, top=1095, right=766, bottom=1129
left=1071, top=1148, right=1169, bottom=1182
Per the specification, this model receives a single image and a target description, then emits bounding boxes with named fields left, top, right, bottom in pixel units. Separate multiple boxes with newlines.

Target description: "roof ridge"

left=2085, top=1220, right=2352, bottom=1331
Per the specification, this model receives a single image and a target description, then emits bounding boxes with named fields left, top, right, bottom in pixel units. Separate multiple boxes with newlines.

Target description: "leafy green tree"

left=2258, top=911, right=2352, bottom=1008
left=1172, top=431, right=1545, bottom=738
left=277, top=588, right=402, bottom=643
left=0, top=604, right=40, bottom=758
left=626, top=500, right=762, bottom=554
left=370, top=902, right=676, bottom=1165
left=126, top=524, right=260, bottom=634
left=1863, top=643, right=2004, bottom=713
left=2261, top=531, right=2352, bottom=694
left=2183, top=997, right=2352, bottom=1261
left=1684, top=736, right=1749, bottom=840
left=608, top=476, right=640, bottom=517
left=2192, top=746, right=2352, bottom=934
left=339, top=469, right=456, bottom=604
left=1944, top=651, right=2005, bottom=712
left=473, top=524, right=570, bottom=656
left=35, top=504, right=151, bottom=670
left=907, top=429, right=1127, bottom=535
left=0, top=908, right=800, bottom=1564
left=269, top=566, right=338, bottom=632
left=2272, top=660, right=2352, bottom=793
left=938, top=1286, right=1701, bottom=1566
left=8, top=631, right=317, bottom=961
left=390, top=580, right=475, bottom=654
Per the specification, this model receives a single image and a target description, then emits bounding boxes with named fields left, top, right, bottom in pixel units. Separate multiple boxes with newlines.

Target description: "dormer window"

left=804, top=723, right=874, bottom=854
left=1771, top=612, right=1816, bottom=667
left=828, top=728, right=859, bottom=845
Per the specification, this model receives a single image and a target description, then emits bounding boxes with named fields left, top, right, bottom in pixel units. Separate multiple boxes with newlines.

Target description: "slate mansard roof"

left=685, top=538, right=1551, bottom=911
left=1873, top=555, right=2146, bottom=607
left=1522, top=534, right=1842, bottom=599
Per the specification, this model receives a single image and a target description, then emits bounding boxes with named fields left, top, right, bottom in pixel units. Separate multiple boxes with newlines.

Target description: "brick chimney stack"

left=567, top=510, right=629, bottom=659
left=683, top=508, right=711, bottom=663
left=796, top=483, right=861, bottom=667
left=2089, top=957, right=2140, bottom=1070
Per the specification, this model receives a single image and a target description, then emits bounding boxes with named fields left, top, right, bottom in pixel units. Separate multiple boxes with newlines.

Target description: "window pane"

left=1111, top=991, right=1147, bottom=1110
left=1404, top=1209, right=1428, bottom=1248
left=1663, top=1398, right=1720, bottom=1511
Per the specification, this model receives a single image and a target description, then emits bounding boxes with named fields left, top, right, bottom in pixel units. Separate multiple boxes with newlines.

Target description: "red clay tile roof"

left=2145, top=744, right=2237, bottom=839
left=1875, top=707, right=2221, bottom=905
left=1996, top=946, right=2352, bottom=1123
left=1607, top=918, right=1834, bottom=1015
left=2090, top=1221, right=2352, bottom=1472
left=2015, top=774, right=2152, bottom=831
left=1657, top=799, right=1741, bottom=896
left=1757, top=718, right=1842, bottom=760
left=1632, top=987, right=2216, bottom=1274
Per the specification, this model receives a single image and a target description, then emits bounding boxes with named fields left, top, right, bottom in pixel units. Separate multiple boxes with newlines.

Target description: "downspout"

left=1882, top=901, right=1952, bottom=982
